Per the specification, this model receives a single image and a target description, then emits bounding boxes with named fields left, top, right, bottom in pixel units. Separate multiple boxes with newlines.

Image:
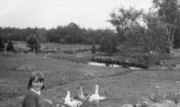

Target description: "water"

left=88, top=62, right=141, bottom=70
left=88, top=62, right=121, bottom=67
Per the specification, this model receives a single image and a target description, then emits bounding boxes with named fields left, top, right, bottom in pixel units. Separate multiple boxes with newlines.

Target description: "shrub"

left=120, top=45, right=170, bottom=68
left=164, top=92, right=180, bottom=104
left=92, top=42, right=96, bottom=54
left=0, top=34, right=4, bottom=51
left=6, top=40, right=15, bottom=52
left=148, top=87, right=180, bottom=104
left=26, top=34, right=41, bottom=53
left=99, top=35, right=118, bottom=55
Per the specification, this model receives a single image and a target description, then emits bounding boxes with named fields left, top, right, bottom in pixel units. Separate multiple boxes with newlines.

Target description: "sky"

left=0, top=0, right=153, bottom=30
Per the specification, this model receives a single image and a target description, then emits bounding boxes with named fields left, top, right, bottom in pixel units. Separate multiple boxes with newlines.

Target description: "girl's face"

left=32, top=76, right=44, bottom=91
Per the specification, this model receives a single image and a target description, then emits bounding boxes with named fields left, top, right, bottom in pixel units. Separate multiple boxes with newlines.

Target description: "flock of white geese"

left=64, top=82, right=107, bottom=107
left=45, top=81, right=107, bottom=107
left=44, top=80, right=180, bottom=107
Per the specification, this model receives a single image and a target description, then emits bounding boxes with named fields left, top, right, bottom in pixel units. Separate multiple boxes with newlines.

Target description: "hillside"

left=1, top=50, right=180, bottom=107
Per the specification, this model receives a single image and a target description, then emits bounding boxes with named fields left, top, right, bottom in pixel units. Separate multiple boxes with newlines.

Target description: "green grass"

left=41, top=43, right=95, bottom=50
left=1, top=48, right=180, bottom=107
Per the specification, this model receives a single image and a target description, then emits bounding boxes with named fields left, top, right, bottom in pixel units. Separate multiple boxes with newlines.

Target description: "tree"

left=152, top=0, right=180, bottom=50
left=27, top=34, right=41, bottom=53
left=6, top=40, right=15, bottom=52
left=0, top=34, right=4, bottom=51
left=35, top=28, right=47, bottom=42
left=173, top=29, right=180, bottom=48
left=92, top=39, right=96, bottom=54
left=99, top=35, right=118, bottom=55
left=108, top=5, right=171, bottom=67
left=65, top=22, right=82, bottom=44
left=143, top=12, right=170, bottom=53
left=109, top=7, right=143, bottom=43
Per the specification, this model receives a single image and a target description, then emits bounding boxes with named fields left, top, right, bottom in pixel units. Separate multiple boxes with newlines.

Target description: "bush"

left=6, top=40, right=15, bottom=52
left=148, top=90, right=180, bottom=104
left=63, top=50, right=74, bottom=54
left=92, top=42, right=96, bottom=54
left=26, top=34, right=41, bottom=53
left=99, top=35, right=118, bottom=55
left=0, top=35, right=4, bottom=51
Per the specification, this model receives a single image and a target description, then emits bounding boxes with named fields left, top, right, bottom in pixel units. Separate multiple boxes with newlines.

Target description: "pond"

left=88, top=62, right=142, bottom=70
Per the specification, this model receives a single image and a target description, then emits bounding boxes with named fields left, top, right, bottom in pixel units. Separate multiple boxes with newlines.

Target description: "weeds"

left=148, top=86, right=180, bottom=104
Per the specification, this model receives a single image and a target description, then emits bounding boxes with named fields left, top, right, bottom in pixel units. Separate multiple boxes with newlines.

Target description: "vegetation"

left=1, top=51, right=180, bottom=107
left=6, top=40, right=15, bottom=52
left=107, top=0, right=180, bottom=67
left=109, top=7, right=143, bottom=43
left=91, top=40, right=96, bottom=54
left=153, top=0, right=180, bottom=50
left=99, top=34, right=118, bottom=55
left=1, top=0, right=180, bottom=107
left=26, top=34, right=41, bottom=53
left=0, top=34, right=4, bottom=51
left=0, top=24, right=114, bottom=45
left=0, top=1, right=179, bottom=69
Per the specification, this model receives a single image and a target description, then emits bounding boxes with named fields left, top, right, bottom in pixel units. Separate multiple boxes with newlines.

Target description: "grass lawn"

left=1, top=49, right=180, bottom=107
left=41, top=43, right=94, bottom=50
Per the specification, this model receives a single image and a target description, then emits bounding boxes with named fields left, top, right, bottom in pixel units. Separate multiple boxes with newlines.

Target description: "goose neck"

left=65, top=91, right=71, bottom=101
left=80, top=87, right=83, bottom=94
left=95, top=86, right=99, bottom=94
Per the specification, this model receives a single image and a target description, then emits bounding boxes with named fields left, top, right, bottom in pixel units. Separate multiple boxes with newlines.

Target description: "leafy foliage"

left=108, top=6, right=172, bottom=67
left=99, top=35, right=118, bottom=55
left=0, top=34, right=4, bottom=50
left=6, top=40, right=14, bottom=52
left=109, top=7, right=143, bottom=43
left=26, top=34, right=41, bottom=53
left=91, top=40, right=96, bottom=54
left=0, top=23, right=115, bottom=45
left=143, top=12, right=170, bottom=53
left=153, top=0, right=180, bottom=48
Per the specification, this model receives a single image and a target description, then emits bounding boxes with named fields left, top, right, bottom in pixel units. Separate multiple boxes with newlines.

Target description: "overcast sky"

left=0, top=0, right=153, bottom=29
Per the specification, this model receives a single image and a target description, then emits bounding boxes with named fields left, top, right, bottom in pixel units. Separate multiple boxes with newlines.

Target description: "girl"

left=22, top=71, right=45, bottom=107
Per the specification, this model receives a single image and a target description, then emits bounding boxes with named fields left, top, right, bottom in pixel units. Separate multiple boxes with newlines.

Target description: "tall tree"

left=153, top=0, right=180, bottom=50
left=27, top=34, right=41, bottom=53
left=99, top=35, right=118, bottom=55
left=109, top=7, right=143, bottom=43
left=91, top=39, right=96, bottom=54
left=6, top=40, right=15, bottom=52
left=65, top=22, right=82, bottom=43
left=0, top=34, right=4, bottom=50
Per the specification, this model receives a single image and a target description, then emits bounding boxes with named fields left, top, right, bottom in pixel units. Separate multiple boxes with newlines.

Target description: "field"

left=1, top=43, right=180, bottom=107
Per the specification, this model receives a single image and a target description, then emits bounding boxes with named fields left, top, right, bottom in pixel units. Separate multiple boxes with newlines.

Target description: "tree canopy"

left=153, top=0, right=180, bottom=48
left=26, top=34, right=41, bottom=53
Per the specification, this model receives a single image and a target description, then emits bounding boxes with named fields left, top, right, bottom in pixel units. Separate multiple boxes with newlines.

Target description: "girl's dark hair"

left=27, top=71, right=45, bottom=90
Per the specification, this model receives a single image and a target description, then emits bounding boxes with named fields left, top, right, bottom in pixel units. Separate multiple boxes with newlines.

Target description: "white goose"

left=75, top=81, right=90, bottom=101
left=64, top=91, right=83, bottom=107
left=89, top=84, right=107, bottom=103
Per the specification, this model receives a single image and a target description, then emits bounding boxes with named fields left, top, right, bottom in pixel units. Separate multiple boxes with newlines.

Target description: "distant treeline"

left=0, top=22, right=116, bottom=44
